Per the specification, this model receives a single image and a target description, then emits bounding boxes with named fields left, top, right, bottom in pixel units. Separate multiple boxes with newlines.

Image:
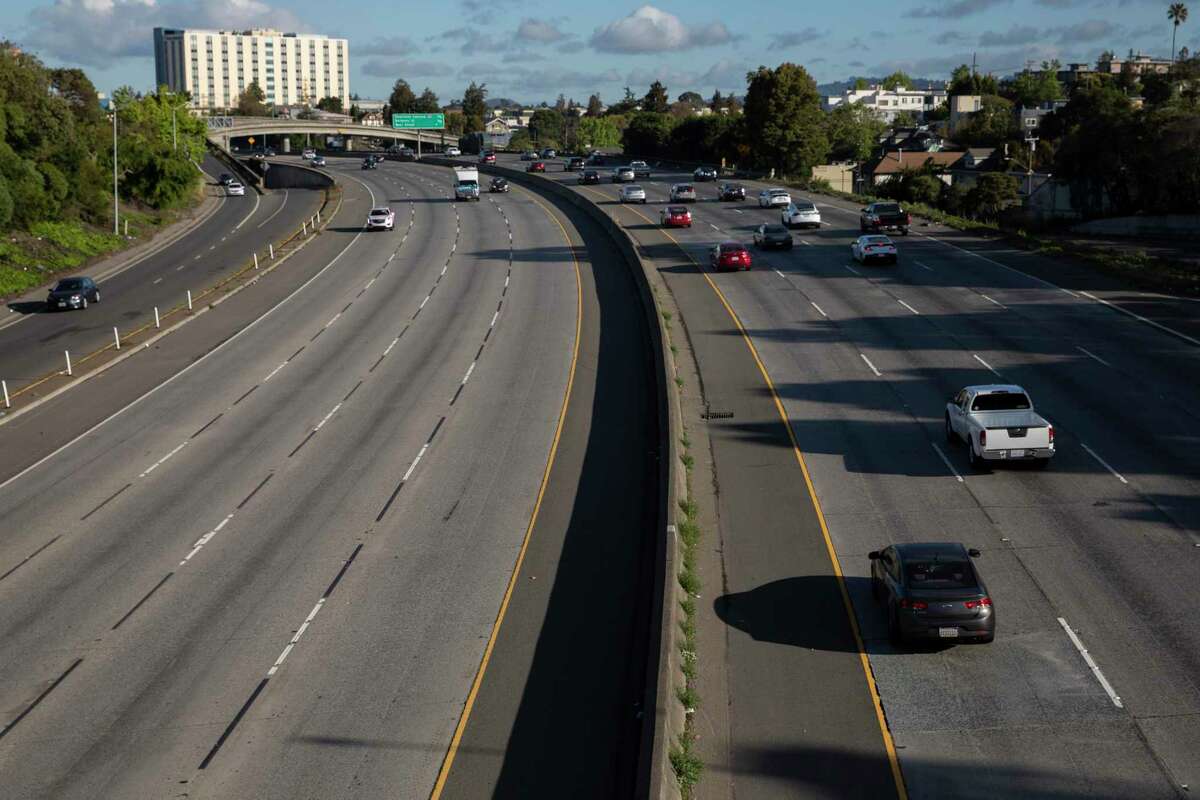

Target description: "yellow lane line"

left=599, top=193, right=909, bottom=800
left=429, top=186, right=583, bottom=799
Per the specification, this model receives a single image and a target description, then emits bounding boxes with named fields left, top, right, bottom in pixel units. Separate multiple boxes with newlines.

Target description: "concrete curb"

left=428, top=157, right=682, bottom=800
left=0, top=185, right=343, bottom=428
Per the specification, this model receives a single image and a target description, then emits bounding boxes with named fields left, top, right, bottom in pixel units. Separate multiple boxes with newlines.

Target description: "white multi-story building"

left=822, top=86, right=948, bottom=122
left=153, top=27, right=349, bottom=112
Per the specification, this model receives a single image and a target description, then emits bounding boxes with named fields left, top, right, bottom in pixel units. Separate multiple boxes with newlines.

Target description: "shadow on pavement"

left=715, top=576, right=869, bottom=654
left=6, top=301, right=46, bottom=315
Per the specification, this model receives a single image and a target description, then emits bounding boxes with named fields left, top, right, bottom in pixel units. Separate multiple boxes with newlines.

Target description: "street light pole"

left=112, top=104, right=119, bottom=236
left=172, top=105, right=177, bottom=152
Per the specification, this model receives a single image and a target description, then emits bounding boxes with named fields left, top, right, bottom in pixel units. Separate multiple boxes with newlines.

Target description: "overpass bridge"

left=205, top=116, right=454, bottom=153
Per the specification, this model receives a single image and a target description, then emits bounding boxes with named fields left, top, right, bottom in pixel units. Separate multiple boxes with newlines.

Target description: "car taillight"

left=979, top=430, right=987, bottom=447
left=906, top=213, right=912, bottom=224
left=1048, top=424, right=1054, bottom=444
left=900, top=599, right=928, bottom=610
left=965, top=597, right=992, bottom=609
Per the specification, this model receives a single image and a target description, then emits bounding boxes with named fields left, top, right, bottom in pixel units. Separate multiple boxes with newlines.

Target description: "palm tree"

left=1169, top=3, right=1189, bottom=63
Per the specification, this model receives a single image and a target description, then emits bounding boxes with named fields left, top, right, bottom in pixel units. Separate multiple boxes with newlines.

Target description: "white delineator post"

left=302, top=220, right=308, bottom=236
left=2, top=379, right=10, bottom=409
left=154, top=307, right=160, bottom=328
left=113, top=327, right=120, bottom=350
left=65, top=351, right=73, bottom=376
left=254, top=252, right=259, bottom=270
left=187, top=290, right=193, bottom=311
left=269, top=243, right=274, bottom=260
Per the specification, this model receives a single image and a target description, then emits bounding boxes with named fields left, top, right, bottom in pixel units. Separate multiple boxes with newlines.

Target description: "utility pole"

left=112, top=103, right=119, bottom=236
left=172, top=105, right=177, bottom=152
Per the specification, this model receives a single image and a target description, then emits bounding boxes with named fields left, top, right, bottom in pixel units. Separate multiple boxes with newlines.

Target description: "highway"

left=506, top=154, right=1200, bottom=798
left=0, top=155, right=324, bottom=408
left=0, top=156, right=657, bottom=798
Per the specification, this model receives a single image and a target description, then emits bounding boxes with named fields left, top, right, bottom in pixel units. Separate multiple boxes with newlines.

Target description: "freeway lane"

left=0, top=154, right=322, bottom=403
left=0, top=158, right=589, bottom=798
left=515, top=155, right=1200, bottom=798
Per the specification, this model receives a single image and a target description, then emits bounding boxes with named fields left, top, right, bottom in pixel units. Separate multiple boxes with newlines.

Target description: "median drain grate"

left=701, top=407, right=734, bottom=420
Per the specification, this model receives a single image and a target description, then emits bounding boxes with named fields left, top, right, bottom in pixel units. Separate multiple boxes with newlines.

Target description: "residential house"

left=879, top=127, right=944, bottom=153
left=812, top=163, right=856, bottom=193
left=948, top=95, right=982, bottom=135
left=1097, top=52, right=1171, bottom=77
left=950, top=147, right=1003, bottom=188
left=863, top=150, right=965, bottom=187
left=1018, top=100, right=1067, bottom=134
left=823, top=85, right=948, bottom=122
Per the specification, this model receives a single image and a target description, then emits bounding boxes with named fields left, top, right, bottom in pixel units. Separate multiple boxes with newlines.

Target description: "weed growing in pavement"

left=680, top=453, right=694, bottom=471
left=674, top=376, right=685, bottom=389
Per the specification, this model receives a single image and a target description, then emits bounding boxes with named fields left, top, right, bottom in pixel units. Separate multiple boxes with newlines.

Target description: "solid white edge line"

left=915, top=260, right=934, bottom=271
left=859, top=353, right=882, bottom=376
left=810, top=301, right=827, bottom=318
left=980, top=293, right=1005, bottom=308
left=0, top=177, right=377, bottom=494
left=930, top=443, right=964, bottom=482
left=232, top=188, right=261, bottom=231
left=1057, top=617, right=1123, bottom=708
left=1080, top=443, right=1128, bottom=484
left=897, top=298, right=920, bottom=315
left=774, top=269, right=786, bottom=278
left=1078, top=290, right=1200, bottom=347
left=973, top=354, right=1001, bottom=377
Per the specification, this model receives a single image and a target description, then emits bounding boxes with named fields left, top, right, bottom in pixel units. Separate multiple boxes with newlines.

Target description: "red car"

left=710, top=241, right=752, bottom=272
left=660, top=205, right=692, bottom=228
left=480, top=152, right=497, bottom=164
left=527, top=161, right=546, bottom=173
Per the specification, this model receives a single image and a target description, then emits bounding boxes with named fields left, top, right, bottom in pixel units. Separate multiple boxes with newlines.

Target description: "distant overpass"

left=205, top=116, right=454, bottom=152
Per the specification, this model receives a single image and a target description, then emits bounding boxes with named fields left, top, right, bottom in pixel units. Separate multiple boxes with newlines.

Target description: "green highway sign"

left=392, top=113, right=445, bottom=129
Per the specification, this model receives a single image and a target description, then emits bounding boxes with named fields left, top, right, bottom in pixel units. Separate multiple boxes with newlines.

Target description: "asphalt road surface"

left=0, top=158, right=655, bottom=798
left=510, top=154, right=1200, bottom=799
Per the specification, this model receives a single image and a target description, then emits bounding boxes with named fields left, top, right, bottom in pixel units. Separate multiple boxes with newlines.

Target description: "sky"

left=4, top=0, right=1196, bottom=103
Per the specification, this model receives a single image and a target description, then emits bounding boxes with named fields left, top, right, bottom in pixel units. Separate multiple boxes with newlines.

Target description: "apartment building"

left=822, top=86, right=948, bottom=121
left=153, top=27, right=349, bottom=112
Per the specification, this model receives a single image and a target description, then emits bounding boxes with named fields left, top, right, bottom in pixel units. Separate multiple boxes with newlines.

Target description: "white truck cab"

left=946, top=384, right=1055, bottom=470
left=454, top=167, right=480, bottom=201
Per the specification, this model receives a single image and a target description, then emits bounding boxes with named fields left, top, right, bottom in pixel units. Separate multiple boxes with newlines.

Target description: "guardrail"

left=426, top=156, right=681, bottom=799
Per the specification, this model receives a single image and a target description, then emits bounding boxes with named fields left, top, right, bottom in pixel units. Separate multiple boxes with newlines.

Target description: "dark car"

left=480, top=151, right=497, bottom=164
left=693, top=166, right=718, bottom=182
left=218, top=173, right=234, bottom=186
left=753, top=223, right=793, bottom=250
left=870, top=543, right=994, bottom=645
left=718, top=182, right=746, bottom=201
left=47, top=276, right=100, bottom=310
left=579, top=169, right=600, bottom=185
left=861, top=202, right=911, bottom=235
left=362, top=158, right=378, bottom=170
left=264, top=147, right=276, bottom=157
left=490, top=177, right=510, bottom=193
left=566, top=157, right=585, bottom=171
left=710, top=241, right=752, bottom=272
left=527, top=161, right=546, bottom=173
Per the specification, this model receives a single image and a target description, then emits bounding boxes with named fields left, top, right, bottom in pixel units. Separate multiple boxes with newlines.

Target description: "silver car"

left=669, top=183, right=697, bottom=202
left=782, top=200, right=821, bottom=229
left=227, top=181, right=245, bottom=196
left=612, top=167, right=635, bottom=183
left=758, top=188, right=791, bottom=208
left=619, top=184, right=647, bottom=204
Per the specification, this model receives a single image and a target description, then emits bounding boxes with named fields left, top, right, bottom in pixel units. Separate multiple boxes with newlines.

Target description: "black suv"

left=47, top=276, right=100, bottom=311
left=718, top=183, right=746, bottom=201
left=566, top=157, right=585, bottom=171
left=579, top=170, right=600, bottom=185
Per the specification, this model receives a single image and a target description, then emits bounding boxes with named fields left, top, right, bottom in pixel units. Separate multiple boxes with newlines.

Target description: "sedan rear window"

left=668, top=206, right=688, bottom=214
left=972, top=392, right=1031, bottom=411
left=906, top=560, right=975, bottom=589
left=770, top=190, right=789, bottom=196
left=874, top=203, right=901, bottom=213
left=370, top=208, right=390, bottom=215
left=796, top=202, right=816, bottom=211
left=720, top=244, right=746, bottom=254
left=676, top=185, right=694, bottom=192
left=763, top=224, right=788, bottom=234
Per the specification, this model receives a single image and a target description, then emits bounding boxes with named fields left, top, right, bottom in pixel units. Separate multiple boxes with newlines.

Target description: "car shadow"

left=6, top=301, right=47, bottom=315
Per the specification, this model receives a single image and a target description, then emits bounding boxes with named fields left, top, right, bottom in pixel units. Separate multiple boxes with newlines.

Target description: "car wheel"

left=81, top=297, right=88, bottom=309
left=968, top=443, right=986, bottom=472
left=945, top=414, right=956, bottom=444
left=93, top=290, right=100, bottom=303
left=901, top=228, right=910, bottom=236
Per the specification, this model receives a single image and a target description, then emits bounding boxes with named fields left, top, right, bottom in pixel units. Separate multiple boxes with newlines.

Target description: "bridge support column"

left=281, top=137, right=290, bottom=154
left=345, top=135, right=353, bottom=152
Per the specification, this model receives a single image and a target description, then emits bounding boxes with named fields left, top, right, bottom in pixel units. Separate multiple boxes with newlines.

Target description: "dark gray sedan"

left=870, top=542, right=995, bottom=644
left=46, top=276, right=100, bottom=310
left=753, top=223, right=794, bottom=250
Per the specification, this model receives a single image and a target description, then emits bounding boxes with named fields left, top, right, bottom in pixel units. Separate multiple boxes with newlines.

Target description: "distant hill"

left=817, top=77, right=946, bottom=96
left=485, top=97, right=522, bottom=109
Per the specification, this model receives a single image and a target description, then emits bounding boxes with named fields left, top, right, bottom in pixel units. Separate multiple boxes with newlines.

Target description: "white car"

left=619, top=184, right=647, bottom=204
left=629, top=160, right=651, bottom=178
left=446, top=146, right=462, bottom=156
left=366, top=207, right=395, bottom=230
left=945, top=384, right=1054, bottom=470
left=782, top=200, right=821, bottom=229
left=851, top=235, right=897, bottom=264
left=669, top=183, right=697, bottom=202
left=226, top=181, right=245, bottom=196
left=611, top=167, right=635, bottom=183
left=301, top=148, right=316, bottom=160
left=758, top=188, right=791, bottom=208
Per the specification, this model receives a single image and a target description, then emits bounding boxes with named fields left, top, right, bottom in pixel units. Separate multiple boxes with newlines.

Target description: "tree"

left=586, top=93, right=604, bottom=116
left=953, top=95, right=1017, bottom=146
left=578, top=116, right=621, bottom=148
left=414, top=88, right=440, bottom=113
left=385, top=79, right=417, bottom=123
left=607, top=86, right=639, bottom=115
left=854, top=77, right=869, bottom=90
left=462, top=81, right=488, bottom=133
left=622, top=111, right=677, bottom=156
left=1006, top=65, right=1062, bottom=108
left=528, top=108, right=564, bottom=145
left=948, top=65, right=997, bottom=96
left=668, top=114, right=738, bottom=163
left=316, top=96, right=343, bottom=113
left=824, top=102, right=886, bottom=161
left=892, top=110, right=919, bottom=127
left=508, top=128, right=535, bottom=152
left=966, top=173, right=1019, bottom=219
left=881, top=71, right=915, bottom=90
left=678, top=91, right=705, bottom=108
left=445, top=111, right=466, bottom=136
left=742, top=63, right=829, bottom=178
left=710, top=89, right=724, bottom=112
left=236, top=82, right=267, bottom=116
left=643, top=81, right=670, bottom=113
left=1170, top=3, right=1189, bottom=63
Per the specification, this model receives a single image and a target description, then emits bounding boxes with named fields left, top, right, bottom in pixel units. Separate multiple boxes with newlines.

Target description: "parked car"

left=710, top=241, right=752, bottom=272
left=301, top=148, right=316, bottom=160
left=366, top=207, right=395, bottom=231
left=227, top=181, right=245, bottom=196
left=945, top=384, right=1055, bottom=470
left=754, top=223, right=793, bottom=250
left=693, top=166, right=718, bottom=182
left=566, top=157, right=585, bottom=171
left=660, top=205, right=693, bottom=227
left=611, top=167, right=635, bottom=183
left=620, top=184, right=647, bottom=204
left=758, top=188, right=792, bottom=208
left=218, top=173, right=234, bottom=186
left=521, top=150, right=538, bottom=161
left=480, top=151, right=497, bottom=164
left=718, top=183, right=746, bottom=201
left=490, top=177, right=510, bottom=193
left=311, top=156, right=327, bottom=167
left=46, top=276, right=99, bottom=311
left=669, top=183, right=697, bottom=203
left=527, top=160, right=546, bottom=173
left=579, top=169, right=601, bottom=185
left=851, top=234, right=898, bottom=264
left=782, top=200, right=821, bottom=229
left=870, top=543, right=994, bottom=644
left=629, top=160, right=651, bottom=178
left=446, top=146, right=462, bottom=156
left=861, top=202, right=911, bottom=235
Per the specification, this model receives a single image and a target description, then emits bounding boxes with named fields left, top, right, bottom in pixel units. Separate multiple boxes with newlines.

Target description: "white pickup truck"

left=945, top=384, right=1055, bottom=469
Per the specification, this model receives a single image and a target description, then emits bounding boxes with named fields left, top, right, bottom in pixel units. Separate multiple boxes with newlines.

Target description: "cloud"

left=459, top=0, right=519, bottom=24
left=934, top=30, right=971, bottom=45
left=20, top=0, right=304, bottom=68
left=516, top=18, right=568, bottom=43
left=767, top=28, right=823, bottom=50
left=502, top=51, right=547, bottom=63
left=696, top=59, right=751, bottom=91
left=359, top=36, right=420, bottom=56
left=589, top=5, right=736, bottom=54
left=978, top=25, right=1039, bottom=47
left=1055, top=19, right=1117, bottom=43
left=432, top=26, right=512, bottom=54
left=908, top=0, right=1011, bottom=19
left=362, top=58, right=455, bottom=78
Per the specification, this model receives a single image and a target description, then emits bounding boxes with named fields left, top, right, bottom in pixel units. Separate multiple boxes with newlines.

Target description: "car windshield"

left=905, top=559, right=976, bottom=589
left=874, top=203, right=901, bottom=213
left=56, top=279, right=84, bottom=290
left=971, top=392, right=1032, bottom=411
left=370, top=208, right=390, bottom=215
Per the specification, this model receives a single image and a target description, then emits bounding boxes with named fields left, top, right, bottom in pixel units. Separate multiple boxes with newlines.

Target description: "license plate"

left=1010, top=449, right=1025, bottom=458
left=938, top=627, right=959, bottom=638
